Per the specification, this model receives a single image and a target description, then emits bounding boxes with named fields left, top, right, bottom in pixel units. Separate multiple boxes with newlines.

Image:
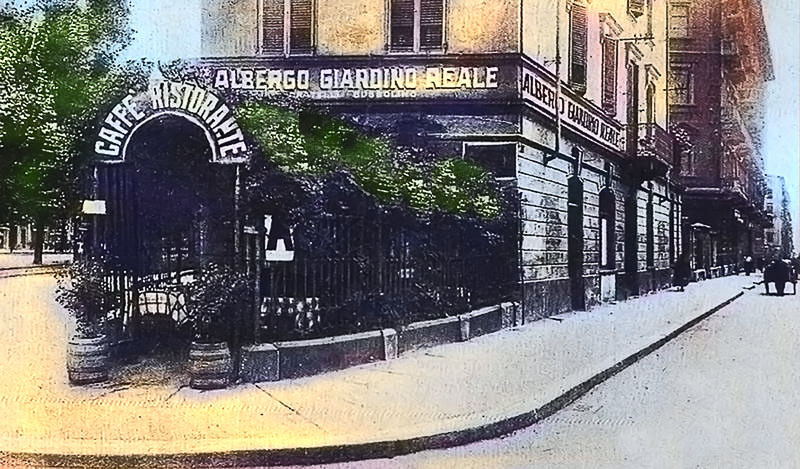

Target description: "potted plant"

left=55, top=257, right=118, bottom=385
left=185, top=263, right=249, bottom=390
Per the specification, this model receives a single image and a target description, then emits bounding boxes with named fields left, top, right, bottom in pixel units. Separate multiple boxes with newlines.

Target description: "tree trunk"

left=32, top=219, right=44, bottom=265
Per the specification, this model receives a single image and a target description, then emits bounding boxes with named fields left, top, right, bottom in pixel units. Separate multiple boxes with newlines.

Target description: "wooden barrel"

left=189, top=342, right=232, bottom=390
left=66, top=335, right=110, bottom=385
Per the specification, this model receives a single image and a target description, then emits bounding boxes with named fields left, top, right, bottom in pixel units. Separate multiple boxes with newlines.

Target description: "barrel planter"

left=188, top=341, right=232, bottom=390
left=66, top=335, right=110, bottom=385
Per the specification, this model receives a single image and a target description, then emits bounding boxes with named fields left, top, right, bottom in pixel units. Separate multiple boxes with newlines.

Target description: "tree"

left=0, top=0, right=146, bottom=263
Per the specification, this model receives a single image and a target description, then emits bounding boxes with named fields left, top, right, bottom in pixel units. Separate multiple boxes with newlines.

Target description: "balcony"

left=622, top=123, right=672, bottom=181
left=638, top=123, right=674, bottom=165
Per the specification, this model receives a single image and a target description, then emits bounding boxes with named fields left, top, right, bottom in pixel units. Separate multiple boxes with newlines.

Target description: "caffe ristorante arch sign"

left=94, top=81, right=248, bottom=163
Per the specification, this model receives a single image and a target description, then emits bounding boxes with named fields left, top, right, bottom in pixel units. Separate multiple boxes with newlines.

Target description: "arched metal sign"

left=94, top=81, right=248, bottom=164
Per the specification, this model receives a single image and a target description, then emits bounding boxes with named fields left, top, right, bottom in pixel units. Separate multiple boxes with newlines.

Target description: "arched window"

left=599, top=188, right=616, bottom=269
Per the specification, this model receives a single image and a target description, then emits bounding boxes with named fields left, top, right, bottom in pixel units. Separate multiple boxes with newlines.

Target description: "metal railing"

left=637, top=122, right=674, bottom=164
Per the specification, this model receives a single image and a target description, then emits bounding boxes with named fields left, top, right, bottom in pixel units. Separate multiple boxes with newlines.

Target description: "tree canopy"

left=235, top=102, right=503, bottom=219
left=0, top=0, right=147, bottom=258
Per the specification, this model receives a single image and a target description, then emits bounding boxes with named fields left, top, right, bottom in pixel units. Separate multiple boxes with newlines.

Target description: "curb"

left=0, top=264, right=67, bottom=279
left=0, top=290, right=746, bottom=468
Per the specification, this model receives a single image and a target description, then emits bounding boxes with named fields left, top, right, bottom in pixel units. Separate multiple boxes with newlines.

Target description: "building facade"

left=668, top=0, right=773, bottom=272
left=764, top=174, right=795, bottom=259
left=197, top=0, right=681, bottom=320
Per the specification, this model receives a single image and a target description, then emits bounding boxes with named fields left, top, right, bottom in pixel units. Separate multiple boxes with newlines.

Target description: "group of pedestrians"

left=671, top=254, right=799, bottom=296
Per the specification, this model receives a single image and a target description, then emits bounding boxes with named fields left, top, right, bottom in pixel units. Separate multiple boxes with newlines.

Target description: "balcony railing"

left=637, top=123, right=674, bottom=165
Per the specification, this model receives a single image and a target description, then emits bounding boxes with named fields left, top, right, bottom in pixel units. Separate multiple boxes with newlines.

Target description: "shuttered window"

left=601, top=37, right=617, bottom=115
left=390, top=0, right=444, bottom=52
left=289, top=0, right=313, bottom=54
left=261, top=0, right=314, bottom=55
left=390, top=0, right=415, bottom=51
left=262, top=0, right=285, bottom=55
left=420, top=0, right=444, bottom=50
left=628, top=0, right=645, bottom=18
left=569, top=4, right=588, bottom=93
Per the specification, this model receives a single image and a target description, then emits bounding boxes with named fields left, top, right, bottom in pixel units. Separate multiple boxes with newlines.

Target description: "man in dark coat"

left=673, top=253, right=691, bottom=292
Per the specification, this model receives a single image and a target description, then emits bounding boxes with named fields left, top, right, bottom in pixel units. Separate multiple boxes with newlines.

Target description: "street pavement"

left=297, top=285, right=800, bottom=469
left=0, top=272, right=760, bottom=467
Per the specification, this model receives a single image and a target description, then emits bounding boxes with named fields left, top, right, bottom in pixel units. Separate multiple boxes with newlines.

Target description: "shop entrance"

left=90, top=113, right=236, bottom=345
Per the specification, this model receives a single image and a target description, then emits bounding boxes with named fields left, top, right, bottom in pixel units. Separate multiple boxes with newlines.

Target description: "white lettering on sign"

left=94, top=81, right=248, bottom=161
left=212, top=66, right=500, bottom=94
left=520, top=68, right=625, bottom=154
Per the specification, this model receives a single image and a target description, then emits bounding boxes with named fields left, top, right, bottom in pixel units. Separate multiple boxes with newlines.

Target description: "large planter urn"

left=188, top=341, right=233, bottom=390
left=66, top=334, right=110, bottom=385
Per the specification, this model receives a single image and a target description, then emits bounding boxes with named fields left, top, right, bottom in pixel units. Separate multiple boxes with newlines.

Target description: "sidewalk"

left=0, top=273, right=758, bottom=467
left=0, top=252, right=72, bottom=271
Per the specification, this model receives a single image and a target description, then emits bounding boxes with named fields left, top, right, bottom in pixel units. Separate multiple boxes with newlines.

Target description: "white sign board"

left=82, top=200, right=107, bottom=215
left=264, top=215, right=294, bottom=262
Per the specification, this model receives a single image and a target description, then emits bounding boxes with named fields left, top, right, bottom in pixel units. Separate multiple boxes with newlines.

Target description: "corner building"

left=200, top=0, right=682, bottom=320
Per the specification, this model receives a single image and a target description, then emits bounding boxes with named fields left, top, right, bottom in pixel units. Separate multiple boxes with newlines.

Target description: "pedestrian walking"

left=673, top=253, right=691, bottom=292
left=743, top=255, right=754, bottom=275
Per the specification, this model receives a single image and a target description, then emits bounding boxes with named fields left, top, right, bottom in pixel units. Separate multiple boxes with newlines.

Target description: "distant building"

left=764, top=175, right=795, bottom=258
left=668, top=0, right=774, bottom=272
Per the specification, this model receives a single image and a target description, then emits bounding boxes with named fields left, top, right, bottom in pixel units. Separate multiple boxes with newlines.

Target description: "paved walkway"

left=0, top=273, right=757, bottom=466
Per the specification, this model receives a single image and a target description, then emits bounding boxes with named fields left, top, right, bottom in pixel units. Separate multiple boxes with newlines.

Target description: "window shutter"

left=570, top=4, right=588, bottom=92
left=262, top=0, right=285, bottom=54
left=629, top=0, right=645, bottom=18
left=289, top=0, right=313, bottom=54
left=601, top=38, right=617, bottom=115
left=390, top=0, right=415, bottom=51
left=420, top=0, right=444, bottom=50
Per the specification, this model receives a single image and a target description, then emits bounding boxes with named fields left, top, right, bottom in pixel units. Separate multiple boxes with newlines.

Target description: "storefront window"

left=463, top=143, right=516, bottom=178
left=390, top=0, right=444, bottom=52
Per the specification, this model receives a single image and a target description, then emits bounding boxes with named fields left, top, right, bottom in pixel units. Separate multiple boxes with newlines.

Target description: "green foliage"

left=185, top=263, right=251, bottom=343
left=55, top=257, right=119, bottom=337
left=0, top=0, right=145, bottom=227
left=236, top=102, right=502, bottom=218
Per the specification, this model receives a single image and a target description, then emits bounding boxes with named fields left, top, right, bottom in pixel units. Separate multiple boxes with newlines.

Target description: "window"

left=669, top=3, right=689, bottom=37
left=669, top=66, right=694, bottom=104
left=463, top=143, right=516, bottom=178
left=767, top=203, right=774, bottom=213
left=390, top=0, right=444, bottom=52
left=261, top=0, right=314, bottom=55
left=599, top=188, right=616, bottom=269
left=680, top=146, right=694, bottom=175
left=601, top=37, right=618, bottom=115
left=767, top=232, right=775, bottom=243
left=628, top=0, right=645, bottom=18
left=646, top=82, right=656, bottom=125
left=569, top=3, right=588, bottom=93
